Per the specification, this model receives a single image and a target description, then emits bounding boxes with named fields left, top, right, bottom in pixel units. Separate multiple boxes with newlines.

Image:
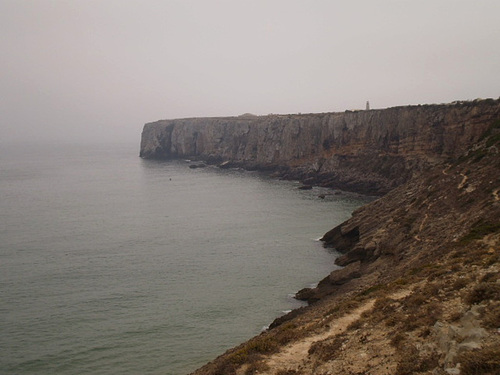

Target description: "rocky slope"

left=189, top=115, right=500, bottom=375
left=141, top=99, right=500, bottom=194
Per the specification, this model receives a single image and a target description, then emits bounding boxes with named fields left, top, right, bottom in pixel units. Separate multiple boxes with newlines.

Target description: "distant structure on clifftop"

left=366, top=101, right=370, bottom=110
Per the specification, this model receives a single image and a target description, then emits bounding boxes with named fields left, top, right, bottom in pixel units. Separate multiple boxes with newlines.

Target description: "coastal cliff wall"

left=189, top=109, right=500, bottom=375
left=140, top=99, right=500, bottom=194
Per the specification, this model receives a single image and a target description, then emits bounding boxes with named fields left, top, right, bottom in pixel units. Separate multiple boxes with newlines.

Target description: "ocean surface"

left=0, top=142, right=371, bottom=375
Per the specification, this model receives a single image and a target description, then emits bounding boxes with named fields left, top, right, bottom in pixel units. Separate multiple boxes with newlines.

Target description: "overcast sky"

left=1, top=0, right=499, bottom=143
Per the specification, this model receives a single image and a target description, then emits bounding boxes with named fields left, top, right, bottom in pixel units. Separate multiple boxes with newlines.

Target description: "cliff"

left=140, top=99, right=500, bottom=374
left=190, top=112, right=500, bottom=375
left=141, top=99, right=500, bottom=194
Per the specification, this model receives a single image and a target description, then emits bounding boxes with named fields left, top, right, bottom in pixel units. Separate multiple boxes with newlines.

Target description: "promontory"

left=140, top=98, right=500, bottom=374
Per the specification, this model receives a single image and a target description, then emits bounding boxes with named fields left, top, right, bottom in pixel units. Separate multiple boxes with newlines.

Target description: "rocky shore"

left=141, top=99, right=500, bottom=374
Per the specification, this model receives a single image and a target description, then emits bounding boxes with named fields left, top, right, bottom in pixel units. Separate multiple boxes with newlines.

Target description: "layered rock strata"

left=141, top=99, right=500, bottom=194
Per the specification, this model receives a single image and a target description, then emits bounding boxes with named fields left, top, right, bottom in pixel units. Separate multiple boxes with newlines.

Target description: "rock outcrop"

left=141, top=99, right=500, bottom=194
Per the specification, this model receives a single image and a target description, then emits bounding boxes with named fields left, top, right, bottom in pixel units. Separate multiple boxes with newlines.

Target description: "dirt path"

left=253, top=289, right=411, bottom=375
left=262, top=300, right=375, bottom=373
left=458, top=173, right=468, bottom=189
left=493, top=188, right=500, bottom=201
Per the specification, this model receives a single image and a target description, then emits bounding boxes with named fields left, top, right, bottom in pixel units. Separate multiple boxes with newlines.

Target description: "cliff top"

left=149, top=98, right=499, bottom=123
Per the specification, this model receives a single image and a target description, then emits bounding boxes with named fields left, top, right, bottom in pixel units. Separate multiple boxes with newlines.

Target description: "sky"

left=1, top=0, right=499, bottom=144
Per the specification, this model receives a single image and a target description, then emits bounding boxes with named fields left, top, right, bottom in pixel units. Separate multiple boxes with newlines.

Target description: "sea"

left=0, top=142, right=371, bottom=375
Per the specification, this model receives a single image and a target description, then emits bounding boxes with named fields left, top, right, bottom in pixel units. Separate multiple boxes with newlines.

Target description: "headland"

left=140, top=99, right=500, bottom=374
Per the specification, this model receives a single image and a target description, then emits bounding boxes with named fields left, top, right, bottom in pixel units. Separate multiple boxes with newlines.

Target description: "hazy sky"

left=1, top=0, right=499, bottom=143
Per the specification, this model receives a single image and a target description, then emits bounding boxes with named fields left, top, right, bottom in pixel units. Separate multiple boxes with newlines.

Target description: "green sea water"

left=0, top=142, right=371, bottom=375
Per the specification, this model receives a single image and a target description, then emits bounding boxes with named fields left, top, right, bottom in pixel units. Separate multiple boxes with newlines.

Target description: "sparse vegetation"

left=276, top=370, right=302, bottom=375
left=482, top=302, right=500, bottom=328
left=466, top=282, right=500, bottom=305
left=460, top=220, right=500, bottom=244
left=308, top=335, right=346, bottom=361
left=359, top=283, right=386, bottom=296
left=457, top=345, right=500, bottom=375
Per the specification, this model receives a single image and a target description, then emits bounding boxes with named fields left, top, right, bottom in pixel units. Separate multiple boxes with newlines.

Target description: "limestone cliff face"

left=140, top=99, right=500, bottom=194
left=189, top=108, right=500, bottom=375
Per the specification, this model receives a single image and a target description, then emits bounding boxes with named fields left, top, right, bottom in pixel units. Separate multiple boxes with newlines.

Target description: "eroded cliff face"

left=190, top=110, right=500, bottom=375
left=140, top=99, right=500, bottom=194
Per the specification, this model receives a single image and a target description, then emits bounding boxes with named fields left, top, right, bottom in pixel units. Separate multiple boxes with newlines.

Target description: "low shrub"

left=452, top=277, right=469, bottom=290
left=480, top=272, right=500, bottom=283
left=482, top=302, right=500, bottom=329
left=308, top=335, right=346, bottom=362
left=244, top=360, right=269, bottom=375
left=402, top=301, right=442, bottom=332
left=346, top=318, right=364, bottom=331
left=466, top=282, right=500, bottom=305
left=246, top=336, right=278, bottom=354
left=457, top=345, right=500, bottom=374
left=403, top=292, right=427, bottom=310
left=390, top=332, right=406, bottom=349
left=460, top=220, right=500, bottom=245
left=276, top=369, right=302, bottom=375
left=395, top=345, right=439, bottom=375
left=359, top=284, right=386, bottom=297
left=385, top=312, right=405, bottom=327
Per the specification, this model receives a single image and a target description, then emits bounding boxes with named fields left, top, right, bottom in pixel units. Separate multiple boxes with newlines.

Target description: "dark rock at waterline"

left=189, top=163, right=206, bottom=169
left=298, top=185, right=313, bottom=190
left=268, top=306, right=308, bottom=330
left=295, top=262, right=363, bottom=304
left=295, top=287, right=320, bottom=303
left=321, top=224, right=360, bottom=253
left=326, top=261, right=362, bottom=285
left=335, top=247, right=372, bottom=267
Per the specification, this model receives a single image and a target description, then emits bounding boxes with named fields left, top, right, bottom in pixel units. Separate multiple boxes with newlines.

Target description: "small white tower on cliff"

left=366, top=101, right=370, bottom=110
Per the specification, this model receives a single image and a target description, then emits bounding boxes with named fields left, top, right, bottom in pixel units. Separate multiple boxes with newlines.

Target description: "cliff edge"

left=189, top=112, right=500, bottom=375
left=141, top=99, right=500, bottom=194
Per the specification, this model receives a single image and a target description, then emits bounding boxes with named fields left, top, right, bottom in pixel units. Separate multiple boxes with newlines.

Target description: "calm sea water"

left=0, top=142, right=370, bottom=375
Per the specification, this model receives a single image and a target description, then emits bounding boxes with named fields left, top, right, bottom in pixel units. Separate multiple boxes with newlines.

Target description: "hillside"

left=190, top=119, right=500, bottom=375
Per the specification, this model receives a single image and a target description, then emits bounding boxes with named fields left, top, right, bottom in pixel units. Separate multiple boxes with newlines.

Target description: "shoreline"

left=189, top=117, right=500, bottom=374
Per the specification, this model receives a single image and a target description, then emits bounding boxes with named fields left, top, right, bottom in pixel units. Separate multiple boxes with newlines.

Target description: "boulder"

left=298, top=185, right=313, bottom=190
left=327, top=261, right=361, bottom=285
left=335, top=247, right=370, bottom=266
